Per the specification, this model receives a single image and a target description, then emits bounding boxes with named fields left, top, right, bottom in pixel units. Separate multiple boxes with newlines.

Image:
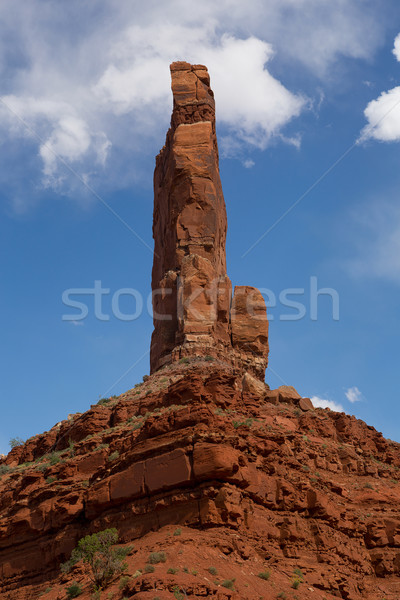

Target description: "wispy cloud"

left=345, top=386, right=363, bottom=403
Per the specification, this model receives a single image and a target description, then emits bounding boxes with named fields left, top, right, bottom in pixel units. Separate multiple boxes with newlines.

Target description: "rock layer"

left=151, top=62, right=268, bottom=378
left=1, top=361, right=400, bottom=600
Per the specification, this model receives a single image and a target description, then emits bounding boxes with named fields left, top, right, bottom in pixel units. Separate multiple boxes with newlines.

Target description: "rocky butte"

left=0, top=63, right=399, bottom=600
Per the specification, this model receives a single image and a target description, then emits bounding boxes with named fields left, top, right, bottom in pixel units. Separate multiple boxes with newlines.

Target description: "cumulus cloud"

left=361, top=32, right=400, bottom=143
left=345, top=386, right=363, bottom=403
left=0, top=0, right=390, bottom=207
left=311, top=396, right=345, bottom=412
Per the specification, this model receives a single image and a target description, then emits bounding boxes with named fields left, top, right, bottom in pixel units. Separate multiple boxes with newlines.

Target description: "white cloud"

left=393, top=32, right=400, bottom=61
left=361, top=86, right=400, bottom=142
left=345, top=386, right=362, bottom=403
left=0, top=0, right=390, bottom=207
left=360, top=32, right=400, bottom=143
left=311, top=396, right=345, bottom=412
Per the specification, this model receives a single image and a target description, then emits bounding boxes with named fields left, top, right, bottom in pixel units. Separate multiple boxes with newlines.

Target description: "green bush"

left=208, top=566, right=217, bottom=575
left=292, top=578, right=301, bottom=589
left=222, top=579, right=235, bottom=590
left=108, top=451, right=119, bottom=462
left=61, top=528, right=127, bottom=588
left=173, top=586, right=184, bottom=600
left=66, top=582, right=82, bottom=598
left=147, top=551, right=166, bottom=564
left=97, top=397, right=111, bottom=406
left=257, top=570, right=271, bottom=580
left=167, top=567, right=178, bottom=574
left=119, top=575, right=130, bottom=589
left=50, top=452, right=62, bottom=465
left=173, top=528, right=181, bottom=536
left=145, top=564, right=155, bottom=573
left=0, top=465, right=11, bottom=476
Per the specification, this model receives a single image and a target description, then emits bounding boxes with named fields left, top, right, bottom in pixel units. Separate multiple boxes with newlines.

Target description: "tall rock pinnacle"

left=151, top=62, right=269, bottom=379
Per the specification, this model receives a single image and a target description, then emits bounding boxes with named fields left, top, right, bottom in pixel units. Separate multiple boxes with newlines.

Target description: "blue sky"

left=1, top=0, right=400, bottom=454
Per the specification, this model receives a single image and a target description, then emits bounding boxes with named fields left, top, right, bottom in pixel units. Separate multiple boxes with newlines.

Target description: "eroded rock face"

left=1, top=362, right=400, bottom=600
left=151, top=62, right=268, bottom=379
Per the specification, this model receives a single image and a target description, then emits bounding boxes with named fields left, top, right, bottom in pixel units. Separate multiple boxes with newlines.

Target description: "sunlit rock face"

left=151, top=62, right=268, bottom=379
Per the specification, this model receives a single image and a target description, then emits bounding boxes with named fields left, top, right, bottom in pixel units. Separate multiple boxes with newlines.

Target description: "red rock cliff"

left=151, top=62, right=269, bottom=379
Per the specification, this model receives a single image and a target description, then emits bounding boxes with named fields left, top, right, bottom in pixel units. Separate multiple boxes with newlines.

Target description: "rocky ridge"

left=1, top=361, right=400, bottom=599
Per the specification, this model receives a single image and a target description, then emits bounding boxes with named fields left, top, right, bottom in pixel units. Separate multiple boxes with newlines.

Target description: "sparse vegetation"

left=232, top=418, right=253, bottom=429
left=167, top=567, right=178, bottom=574
left=46, top=476, right=57, bottom=484
left=179, top=357, right=190, bottom=364
left=257, top=570, right=271, bottom=580
left=108, top=451, right=119, bottom=462
left=119, top=575, right=130, bottom=590
left=364, top=482, right=374, bottom=489
left=173, top=528, right=182, bottom=536
left=9, top=437, right=24, bottom=448
left=208, top=566, right=217, bottom=575
left=66, top=582, right=82, bottom=599
left=222, top=579, right=235, bottom=590
left=147, top=551, right=166, bottom=564
left=144, top=564, right=155, bottom=573
left=97, top=397, right=111, bottom=406
left=205, top=355, right=214, bottom=362
left=60, top=528, right=127, bottom=588
left=0, top=465, right=11, bottom=476
left=173, top=586, right=184, bottom=600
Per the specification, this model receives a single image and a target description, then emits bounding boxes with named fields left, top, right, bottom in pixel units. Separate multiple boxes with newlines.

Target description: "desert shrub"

left=147, top=551, right=166, bottom=564
left=50, top=452, right=62, bottom=465
left=46, top=476, right=57, bottom=484
left=66, top=582, right=82, bottom=598
left=208, top=566, right=217, bottom=575
left=144, top=564, right=155, bottom=573
left=205, top=355, right=214, bottom=362
left=257, top=571, right=271, bottom=580
left=293, top=568, right=303, bottom=578
left=173, top=586, right=184, bottom=600
left=108, top=451, right=119, bottom=462
left=9, top=437, right=24, bottom=448
left=97, top=397, right=111, bottom=406
left=167, top=567, right=178, bottom=574
left=292, top=578, right=301, bottom=589
left=173, top=528, right=181, bottom=536
left=119, top=575, right=130, bottom=590
left=179, top=357, right=189, bottom=364
left=222, top=579, right=235, bottom=590
left=0, top=465, right=11, bottom=476
left=61, top=528, right=127, bottom=588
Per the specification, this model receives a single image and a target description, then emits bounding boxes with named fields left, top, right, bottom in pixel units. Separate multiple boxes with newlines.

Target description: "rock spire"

left=151, top=61, right=268, bottom=379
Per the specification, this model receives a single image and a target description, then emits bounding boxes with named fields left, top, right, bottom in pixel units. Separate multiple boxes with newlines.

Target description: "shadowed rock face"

left=151, top=62, right=269, bottom=378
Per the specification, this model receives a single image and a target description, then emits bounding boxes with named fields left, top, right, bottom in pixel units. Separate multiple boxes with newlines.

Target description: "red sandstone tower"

left=151, top=62, right=269, bottom=379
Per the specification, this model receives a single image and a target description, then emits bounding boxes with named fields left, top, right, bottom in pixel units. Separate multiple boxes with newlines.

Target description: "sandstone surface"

left=151, top=62, right=268, bottom=379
